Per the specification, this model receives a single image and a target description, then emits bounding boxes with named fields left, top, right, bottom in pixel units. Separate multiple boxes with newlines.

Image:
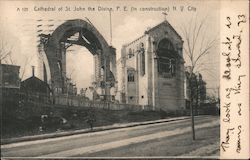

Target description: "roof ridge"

left=122, top=20, right=182, bottom=48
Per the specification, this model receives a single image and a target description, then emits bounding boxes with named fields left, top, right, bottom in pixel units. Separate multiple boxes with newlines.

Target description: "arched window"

left=128, top=72, right=134, bottom=82
left=158, top=39, right=175, bottom=52
left=128, top=48, right=134, bottom=58
left=100, top=66, right=105, bottom=80
left=157, top=39, right=177, bottom=77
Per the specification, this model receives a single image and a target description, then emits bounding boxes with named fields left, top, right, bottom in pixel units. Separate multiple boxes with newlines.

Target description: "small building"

left=20, top=67, right=51, bottom=104
left=21, top=76, right=51, bottom=95
left=119, top=20, right=185, bottom=111
left=0, top=63, right=21, bottom=118
left=0, top=63, right=20, bottom=89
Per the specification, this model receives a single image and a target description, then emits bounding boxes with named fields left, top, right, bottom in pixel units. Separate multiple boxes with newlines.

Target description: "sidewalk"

left=1, top=116, right=191, bottom=145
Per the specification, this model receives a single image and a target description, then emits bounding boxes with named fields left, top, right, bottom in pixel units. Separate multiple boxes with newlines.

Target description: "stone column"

left=146, top=35, right=153, bottom=106
left=152, top=39, right=158, bottom=110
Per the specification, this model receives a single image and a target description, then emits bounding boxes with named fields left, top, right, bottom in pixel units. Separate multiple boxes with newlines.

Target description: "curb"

left=1, top=116, right=190, bottom=145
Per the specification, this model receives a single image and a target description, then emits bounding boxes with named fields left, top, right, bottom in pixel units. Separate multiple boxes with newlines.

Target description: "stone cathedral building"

left=120, top=20, right=185, bottom=111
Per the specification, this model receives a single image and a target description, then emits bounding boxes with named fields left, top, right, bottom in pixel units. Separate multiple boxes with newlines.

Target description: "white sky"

left=0, top=0, right=220, bottom=96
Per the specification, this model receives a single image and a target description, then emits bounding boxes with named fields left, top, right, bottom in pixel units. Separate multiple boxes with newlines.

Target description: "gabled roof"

left=145, top=20, right=182, bottom=40
left=21, top=76, right=51, bottom=93
left=22, top=76, right=46, bottom=85
left=123, top=20, right=182, bottom=48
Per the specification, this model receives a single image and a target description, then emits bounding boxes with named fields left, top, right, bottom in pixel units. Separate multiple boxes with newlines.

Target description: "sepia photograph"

left=0, top=0, right=248, bottom=159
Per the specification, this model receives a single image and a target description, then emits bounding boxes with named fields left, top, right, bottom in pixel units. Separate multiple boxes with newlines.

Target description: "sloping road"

left=1, top=116, right=219, bottom=158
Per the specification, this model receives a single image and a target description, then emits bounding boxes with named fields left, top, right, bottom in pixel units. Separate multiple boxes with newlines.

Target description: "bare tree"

left=180, top=16, right=218, bottom=140
left=0, top=31, right=37, bottom=82
left=0, top=36, right=14, bottom=64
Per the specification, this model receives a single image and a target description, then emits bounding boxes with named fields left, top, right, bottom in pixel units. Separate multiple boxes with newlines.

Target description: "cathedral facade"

left=120, top=20, right=185, bottom=111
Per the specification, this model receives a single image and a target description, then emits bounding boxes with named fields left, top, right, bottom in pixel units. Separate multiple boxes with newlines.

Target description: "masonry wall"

left=122, top=36, right=149, bottom=105
left=120, top=21, right=185, bottom=111
left=148, top=22, right=185, bottom=111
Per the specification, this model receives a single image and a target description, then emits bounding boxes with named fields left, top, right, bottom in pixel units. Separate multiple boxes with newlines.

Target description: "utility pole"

left=109, top=10, right=113, bottom=46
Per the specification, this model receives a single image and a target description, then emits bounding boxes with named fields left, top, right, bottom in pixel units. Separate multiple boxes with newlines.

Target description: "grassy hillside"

left=1, top=105, right=173, bottom=139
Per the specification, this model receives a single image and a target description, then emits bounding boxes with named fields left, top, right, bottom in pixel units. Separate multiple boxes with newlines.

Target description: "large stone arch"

left=40, top=19, right=116, bottom=99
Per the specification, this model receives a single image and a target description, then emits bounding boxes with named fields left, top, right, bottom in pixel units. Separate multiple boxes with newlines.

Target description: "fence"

left=16, top=91, right=153, bottom=111
left=53, top=94, right=153, bottom=111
